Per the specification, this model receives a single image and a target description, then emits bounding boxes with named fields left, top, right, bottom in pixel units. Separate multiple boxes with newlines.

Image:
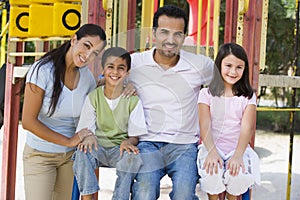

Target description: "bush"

left=256, top=111, right=300, bottom=133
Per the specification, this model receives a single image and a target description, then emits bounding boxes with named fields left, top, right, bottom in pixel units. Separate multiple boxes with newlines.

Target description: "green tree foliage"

left=266, top=0, right=296, bottom=75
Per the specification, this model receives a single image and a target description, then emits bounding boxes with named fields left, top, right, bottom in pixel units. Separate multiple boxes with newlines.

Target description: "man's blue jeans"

left=131, top=141, right=199, bottom=200
left=73, top=145, right=142, bottom=200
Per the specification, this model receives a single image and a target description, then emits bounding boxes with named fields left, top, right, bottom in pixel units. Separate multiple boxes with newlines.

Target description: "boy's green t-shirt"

left=88, top=87, right=139, bottom=148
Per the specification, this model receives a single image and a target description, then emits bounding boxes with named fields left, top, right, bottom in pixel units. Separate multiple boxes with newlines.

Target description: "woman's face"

left=70, top=35, right=105, bottom=67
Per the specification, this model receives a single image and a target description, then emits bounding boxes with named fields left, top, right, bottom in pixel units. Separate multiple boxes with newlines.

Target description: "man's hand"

left=122, top=82, right=137, bottom=98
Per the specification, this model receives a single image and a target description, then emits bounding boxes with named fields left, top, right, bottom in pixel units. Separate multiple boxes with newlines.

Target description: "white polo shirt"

left=130, top=48, right=214, bottom=144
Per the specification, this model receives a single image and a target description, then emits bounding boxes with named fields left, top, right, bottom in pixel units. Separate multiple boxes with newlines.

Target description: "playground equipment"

left=1, top=0, right=299, bottom=199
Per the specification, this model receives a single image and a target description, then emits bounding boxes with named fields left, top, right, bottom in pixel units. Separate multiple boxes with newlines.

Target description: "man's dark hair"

left=153, top=5, right=188, bottom=34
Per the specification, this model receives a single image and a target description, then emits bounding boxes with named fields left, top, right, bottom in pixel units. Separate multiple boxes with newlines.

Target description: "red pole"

left=127, top=0, right=137, bottom=53
left=224, top=0, right=238, bottom=43
left=1, top=42, right=24, bottom=200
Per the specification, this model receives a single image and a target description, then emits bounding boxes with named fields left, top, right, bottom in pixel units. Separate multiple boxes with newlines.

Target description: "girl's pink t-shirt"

left=198, top=88, right=256, bottom=155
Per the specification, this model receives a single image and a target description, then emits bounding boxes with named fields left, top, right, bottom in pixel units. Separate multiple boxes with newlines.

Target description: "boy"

left=73, top=47, right=147, bottom=200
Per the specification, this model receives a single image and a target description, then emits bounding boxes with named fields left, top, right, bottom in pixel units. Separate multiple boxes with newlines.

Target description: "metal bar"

left=205, top=0, right=211, bottom=56
left=9, top=37, right=70, bottom=42
left=196, top=0, right=202, bottom=54
left=286, top=0, right=299, bottom=199
left=213, top=0, right=220, bottom=59
left=1, top=42, right=23, bottom=200
left=224, top=0, right=238, bottom=43
left=259, top=0, right=269, bottom=71
left=127, top=0, right=136, bottom=53
left=112, top=0, right=118, bottom=47
left=9, top=52, right=46, bottom=57
left=118, top=0, right=128, bottom=48
left=258, top=74, right=300, bottom=88
left=257, top=107, right=300, bottom=112
left=1, top=9, right=7, bottom=68
left=140, top=0, right=154, bottom=51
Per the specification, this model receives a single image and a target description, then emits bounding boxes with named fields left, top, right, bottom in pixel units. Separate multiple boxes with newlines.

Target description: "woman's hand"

left=78, top=135, right=98, bottom=153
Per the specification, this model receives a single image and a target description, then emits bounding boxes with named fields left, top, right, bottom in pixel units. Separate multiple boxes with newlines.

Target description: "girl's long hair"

left=29, top=24, right=106, bottom=116
left=208, top=43, right=253, bottom=99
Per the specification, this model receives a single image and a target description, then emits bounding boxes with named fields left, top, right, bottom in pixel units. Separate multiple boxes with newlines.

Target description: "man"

left=129, top=5, right=214, bottom=200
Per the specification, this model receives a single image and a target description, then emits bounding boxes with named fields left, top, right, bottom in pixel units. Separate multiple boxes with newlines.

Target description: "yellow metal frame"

left=205, top=0, right=211, bottom=56
left=260, top=0, right=269, bottom=71
left=236, top=0, right=249, bottom=46
left=140, top=0, right=154, bottom=51
left=105, top=0, right=113, bottom=47
left=118, top=0, right=128, bottom=49
left=213, top=0, right=220, bottom=59
left=196, top=0, right=203, bottom=55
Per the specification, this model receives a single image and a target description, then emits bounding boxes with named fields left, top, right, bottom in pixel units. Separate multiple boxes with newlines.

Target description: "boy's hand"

left=120, top=139, right=139, bottom=156
left=78, top=135, right=98, bottom=153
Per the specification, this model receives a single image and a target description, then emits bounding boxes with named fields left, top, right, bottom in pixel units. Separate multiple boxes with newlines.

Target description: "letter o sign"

left=16, top=12, right=29, bottom=32
left=62, top=9, right=80, bottom=31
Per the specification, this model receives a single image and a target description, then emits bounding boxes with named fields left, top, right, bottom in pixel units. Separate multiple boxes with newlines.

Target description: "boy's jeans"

left=131, top=141, right=199, bottom=200
left=73, top=145, right=143, bottom=200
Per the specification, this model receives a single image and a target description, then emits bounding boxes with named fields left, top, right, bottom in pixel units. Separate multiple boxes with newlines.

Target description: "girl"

left=22, top=24, right=106, bottom=200
left=197, top=43, right=260, bottom=200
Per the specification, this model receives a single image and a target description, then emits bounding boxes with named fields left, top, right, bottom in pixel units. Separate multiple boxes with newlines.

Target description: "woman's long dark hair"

left=208, top=43, right=253, bottom=99
left=30, top=24, right=106, bottom=116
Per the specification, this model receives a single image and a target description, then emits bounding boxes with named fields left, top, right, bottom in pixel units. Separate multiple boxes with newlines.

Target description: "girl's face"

left=103, top=56, right=129, bottom=87
left=221, top=54, right=245, bottom=87
left=70, top=35, right=105, bottom=67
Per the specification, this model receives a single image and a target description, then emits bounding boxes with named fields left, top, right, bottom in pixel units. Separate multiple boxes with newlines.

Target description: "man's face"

left=153, top=15, right=186, bottom=58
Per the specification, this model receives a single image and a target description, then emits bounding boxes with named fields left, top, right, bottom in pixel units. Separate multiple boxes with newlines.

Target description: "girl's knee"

left=224, top=171, right=254, bottom=196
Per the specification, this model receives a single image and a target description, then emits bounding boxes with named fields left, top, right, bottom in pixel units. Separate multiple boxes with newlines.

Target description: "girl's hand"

left=203, top=150, right=223, bottom=175
left=78, top=135, right=98, bottom=153
left=226, top=154, right=245, bottom=176
left=120, top=139, right=139, bottom=156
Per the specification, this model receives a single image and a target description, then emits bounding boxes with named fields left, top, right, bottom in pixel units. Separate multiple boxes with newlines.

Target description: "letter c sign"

left=62, top=9, right=80, bottom=31
left=16, top=12, right=29, bottom=32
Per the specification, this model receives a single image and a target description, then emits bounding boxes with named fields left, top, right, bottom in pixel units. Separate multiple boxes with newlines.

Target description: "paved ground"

left=1, top=125, right=300, bottom=200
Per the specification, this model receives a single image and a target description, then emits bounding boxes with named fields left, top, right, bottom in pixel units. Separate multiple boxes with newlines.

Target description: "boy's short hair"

left=101, top=47, right=131, bottom=71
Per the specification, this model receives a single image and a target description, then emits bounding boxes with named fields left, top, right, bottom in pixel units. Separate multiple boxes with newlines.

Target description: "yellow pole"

left=213, top=0, right=220, bottom=59
left=105, top=0, right=113, bottom=48
left=236, top=0, right=249, bottom=46
left=112, top=0, right=118, bottom=47
left=196, top=0, right=203, bottom=54
left=140, top=0, right=154, bottom=51
left=118, top=0, right=128, bottom=49
left=1, top=6, right=7, bottom=67
left=205, top=0, right=211, bottom=56
left=259, top=0, right=269, bottom=71
left=159, top=0, right=164, bottom=7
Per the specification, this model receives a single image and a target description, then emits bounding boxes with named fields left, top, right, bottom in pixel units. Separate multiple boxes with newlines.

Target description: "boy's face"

left=103, top=56, right=129, bottom=87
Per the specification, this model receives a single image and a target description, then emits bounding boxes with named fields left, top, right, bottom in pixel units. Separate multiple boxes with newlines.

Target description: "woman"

left=21, top=24, right=106, bottom=200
